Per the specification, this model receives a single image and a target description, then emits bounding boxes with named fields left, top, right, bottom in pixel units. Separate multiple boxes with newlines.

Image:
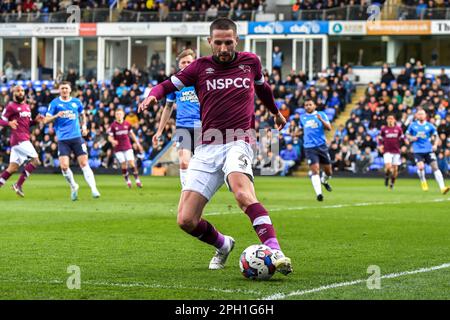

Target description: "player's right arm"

left=153, top=92, right=175, bottom=145
left=405, top=125, right=418, bottom=142
left=44, top=100, right=64, bottom=124
left=0, top=105, right=18, bottom=129
left=107, top=126, right=118, bottom=147
left=138, top=60, right=198, bottom=113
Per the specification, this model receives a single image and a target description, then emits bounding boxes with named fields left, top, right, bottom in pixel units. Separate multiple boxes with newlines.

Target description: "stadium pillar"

left=165, top=36, right=172, bottom=77
left=0, top=38, right=3, bottom=75
left=386, top=37, right=400, bottom=65
left=244, top=37, right=251, bottom=53
left=97, top=37, right=105, bottom=81
left=322, top=35, right=328, bottom=73
left=31, top=37, right=38, bottom=81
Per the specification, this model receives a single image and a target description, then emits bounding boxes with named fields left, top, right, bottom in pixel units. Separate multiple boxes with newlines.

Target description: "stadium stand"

left=331, top=60, right=450, bottom=176
left=0, top=62, right=354, bottom=175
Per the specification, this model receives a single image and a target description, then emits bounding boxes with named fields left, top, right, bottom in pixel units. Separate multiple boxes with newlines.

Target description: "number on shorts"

left=82, top=143, right=87, bottom=153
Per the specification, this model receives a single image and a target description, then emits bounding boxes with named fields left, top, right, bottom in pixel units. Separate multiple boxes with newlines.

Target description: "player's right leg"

left=305, top=148, right=323, bottom=201
left=383, top=153, right=392, bottom=187
left=178, top=189, right=234, bottom=270
left=415, top=155, right=428, bottom=191
left=178, top=149, right=192, bottom=188
left=115, top=151, right=131, bottom=188
left=13, top=157, right=40, bottom=197
left=0, top=145, right=22, bottom=189
left=59, top=156, right=79, bottom=201
left=0, top=162, right=19, bottom=188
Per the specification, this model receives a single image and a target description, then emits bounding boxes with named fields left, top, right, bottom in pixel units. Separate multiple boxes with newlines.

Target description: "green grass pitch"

left=0, top=174, right=449, bottom=300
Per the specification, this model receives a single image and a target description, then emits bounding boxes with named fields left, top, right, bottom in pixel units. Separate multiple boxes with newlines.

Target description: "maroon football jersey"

left=1, top=101, right=33, bottom=147
left=171, top=51, right=264, bottom=144
left=379, top=125, right=404, bottom=154
left=108, top=120, right=133, bottom=152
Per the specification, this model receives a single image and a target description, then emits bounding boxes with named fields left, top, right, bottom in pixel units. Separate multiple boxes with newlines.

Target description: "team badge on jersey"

left=239, top=64, right=251, bottom=73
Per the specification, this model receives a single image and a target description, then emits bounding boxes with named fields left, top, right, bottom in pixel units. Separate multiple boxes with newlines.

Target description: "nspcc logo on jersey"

left=206, top=78, right=250, bottom=91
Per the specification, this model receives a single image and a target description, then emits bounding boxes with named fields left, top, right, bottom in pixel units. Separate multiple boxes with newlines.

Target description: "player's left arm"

left=316, top=112, right=332, bottom=131
left=431, top=126, right=439, bottom=151
left=78, top=102, right=88, bottom=136
left=129, top=129, right=144, bottom=153
left=253, top=56, right=286, bottom=130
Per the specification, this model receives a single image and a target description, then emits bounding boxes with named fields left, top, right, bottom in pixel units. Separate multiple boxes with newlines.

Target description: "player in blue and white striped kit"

left=153, top=49, right=201, bottom=187
left=300, top=98, right=333, bottom=201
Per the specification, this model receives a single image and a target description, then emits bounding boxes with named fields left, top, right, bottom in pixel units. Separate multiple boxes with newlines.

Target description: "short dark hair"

left=60, top=81, right=72, bottom=88
left=304, top=97, right=314, bottom=105
left=210, top=17, right=237, bottom=36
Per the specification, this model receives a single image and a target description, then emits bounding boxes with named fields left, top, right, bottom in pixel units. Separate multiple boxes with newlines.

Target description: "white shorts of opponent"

left=115, top=149, right=135, bottom=163
left=183, top=140, right=254, bottom=201
left=10, top=141, right=38, bottom=165
left=383, top=152, right=401, bottom=166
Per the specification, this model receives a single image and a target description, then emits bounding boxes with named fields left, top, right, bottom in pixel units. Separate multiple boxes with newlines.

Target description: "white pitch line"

left=262, top=262, right=450, bottom=300
left=204, top=198, right=450, bottom=216
left=0, top=278, right=260, bottom=295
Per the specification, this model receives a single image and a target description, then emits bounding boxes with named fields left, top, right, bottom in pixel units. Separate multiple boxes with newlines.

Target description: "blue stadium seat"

left=38, top=106, right=48, bottom=115
left=33, top=80, right=42, bottom=86
left=295, top=108, right=305, bottom=115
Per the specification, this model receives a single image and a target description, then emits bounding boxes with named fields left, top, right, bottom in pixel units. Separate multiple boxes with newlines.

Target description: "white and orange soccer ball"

left=239, top=244, right=276, bottom=280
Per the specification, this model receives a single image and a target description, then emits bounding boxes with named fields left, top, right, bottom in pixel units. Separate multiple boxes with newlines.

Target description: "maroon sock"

left=129, top=168, right=139, bottom=180
left=189, top=219, right=224, bottom=249
left=122, top=168, right=129, bottom=181
left=16, top=163, right=36, bottom=188
left=391, top=177, right=396, bottom=185
left=245, top=203, right=281, bottom=250
left=0, top=170, right=12, bottom=186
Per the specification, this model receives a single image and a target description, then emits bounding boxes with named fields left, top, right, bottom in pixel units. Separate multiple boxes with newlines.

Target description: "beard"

left=15, top=95, right=25, bottom=103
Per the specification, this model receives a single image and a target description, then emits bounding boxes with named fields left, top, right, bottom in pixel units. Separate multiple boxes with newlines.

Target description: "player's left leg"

left=14, top=157, right=40, bottom=196
left=321, top=164, right=333, bottom=192
left=430, top=160, right=449, bottom=194
left=227, top=172, right=292, bottom=276
left=384, top=162, right=392, bottom=187
left=390, top=165, right=398, bottom=189
left=128, top=159, right=142, bottom=188
left=309, top=162, right=323, bottom=201
left=121, top=161, right=132, bottom=188
left=77, top=154, right=100, bottom=198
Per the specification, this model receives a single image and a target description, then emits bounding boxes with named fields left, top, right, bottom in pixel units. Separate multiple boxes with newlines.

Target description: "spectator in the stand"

left=381, top=65, right=395, bottom=85
left=280, top=143, right=298, bottom=176
left=272, top=46, right=284, bottom=78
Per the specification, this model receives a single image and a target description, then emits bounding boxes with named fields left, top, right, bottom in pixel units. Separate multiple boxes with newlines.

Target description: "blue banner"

left=248, top=21, right=328, bottom=35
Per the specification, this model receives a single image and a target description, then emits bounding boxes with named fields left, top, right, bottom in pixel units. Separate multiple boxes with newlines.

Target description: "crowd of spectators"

left=330, top=59, right=449, bottom=177
left=0, top=61, right=354, bottom=176
left=400, top=0, right=450, bottom=20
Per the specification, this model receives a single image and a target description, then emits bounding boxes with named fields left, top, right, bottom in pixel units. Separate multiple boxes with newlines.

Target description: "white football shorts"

left=115, top=149, right=135, bottom=163
left=383, top=152, right=401, bottom=166
left=10, top=141, right=38, bottom=165
left=183, top=140, right=254, bottom=201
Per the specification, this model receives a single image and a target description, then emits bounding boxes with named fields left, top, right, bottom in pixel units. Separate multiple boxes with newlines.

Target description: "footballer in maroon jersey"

left=138, top=18, right=292, bottom=276
left=378, top=114, right=404, bottom=189
left=107, top=109, right=144, bottom=188
left=0, top=86, right=44, bottom=197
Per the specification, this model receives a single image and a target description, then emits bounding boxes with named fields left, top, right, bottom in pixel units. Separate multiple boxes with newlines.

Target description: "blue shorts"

left=175, top=127, right=196, bottom=154
left=414, top=152, right=437, bottom=165
left=58, top=137, right=88, bottom=158
left=305, top=144, right=331, bottom=165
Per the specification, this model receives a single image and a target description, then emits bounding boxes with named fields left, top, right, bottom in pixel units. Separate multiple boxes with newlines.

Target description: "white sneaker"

left=209, top=236, right=235, bottom=270
left=92, top=189, right=101, bottom=199
left=272, top=249, right=293, bottom=276
left=71, top=184, right=79, bottom=201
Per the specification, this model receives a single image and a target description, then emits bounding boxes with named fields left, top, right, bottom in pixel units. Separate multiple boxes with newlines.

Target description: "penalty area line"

left=204, top=198, right=450, bottom=216
left=261, top=262, right=450, bottom=300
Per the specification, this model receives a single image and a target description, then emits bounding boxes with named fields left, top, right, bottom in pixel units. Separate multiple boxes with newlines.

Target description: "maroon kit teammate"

left=108, top=108, right=144, bottom=188
left=378, top=114, right=404, bottom=190
left=139, top=18, right=292, bottom=275
left=0, top=86, right=43, bottom=197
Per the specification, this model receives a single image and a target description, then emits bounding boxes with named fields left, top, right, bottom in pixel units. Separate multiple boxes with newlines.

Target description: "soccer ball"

left=239, top=244, right=276, bottom=280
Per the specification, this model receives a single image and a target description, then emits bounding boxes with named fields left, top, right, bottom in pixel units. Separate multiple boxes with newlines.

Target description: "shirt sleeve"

left=320, top=112, right=330, bottom=124
left=1, top=104, right=12, bottom=121
left=46, top=100, right=56, bottom=117
left=254, top=54, right=264, bottom=85
left=107, top=124, right=114, bottom=136
left=171, top=60, right=198, bottom=90
left=77, top=99, right=84, bottom=114
left=166, top=91, right=176, bottom=103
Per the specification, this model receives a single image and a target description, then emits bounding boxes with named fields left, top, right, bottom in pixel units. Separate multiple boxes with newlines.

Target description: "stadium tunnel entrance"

left=244, top=35, right=328, bottom=80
